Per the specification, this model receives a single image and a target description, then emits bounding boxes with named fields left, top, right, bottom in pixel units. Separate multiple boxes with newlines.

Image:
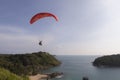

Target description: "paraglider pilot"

left=39, top=41, right=42, bottom=46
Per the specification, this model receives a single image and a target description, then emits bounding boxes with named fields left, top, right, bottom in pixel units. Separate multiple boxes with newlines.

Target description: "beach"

left=29, top=74, right=48, bottom=80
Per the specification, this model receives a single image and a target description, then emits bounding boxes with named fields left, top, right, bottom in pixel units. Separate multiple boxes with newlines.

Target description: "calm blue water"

left=43, top=55, right=120, bottom=80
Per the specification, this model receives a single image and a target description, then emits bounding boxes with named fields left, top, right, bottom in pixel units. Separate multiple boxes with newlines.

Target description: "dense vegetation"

left=0, top=51, right=61, bottom=75
left=93, top=54, right=120, bottom=67
left=0, top=68, right=29, bottom=80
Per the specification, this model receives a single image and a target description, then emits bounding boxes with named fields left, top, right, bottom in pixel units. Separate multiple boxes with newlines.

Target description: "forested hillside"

left=0, top=52, right=61, bottom=75
left=93, top=54, right=120, bottom=67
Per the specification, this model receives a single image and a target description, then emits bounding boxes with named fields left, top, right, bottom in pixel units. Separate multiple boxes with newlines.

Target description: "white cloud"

left=1, top=0, right=120, bottom=55
left=0, top=25, right=27, bottom=34
left=0, top=25, right=56, bottom=54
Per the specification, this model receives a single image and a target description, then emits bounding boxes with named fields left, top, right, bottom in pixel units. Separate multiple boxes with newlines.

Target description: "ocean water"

left=43, top=55, right=120, bottom=80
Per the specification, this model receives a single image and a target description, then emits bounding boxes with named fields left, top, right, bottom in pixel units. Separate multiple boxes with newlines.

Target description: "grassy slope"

left=0, top=68, right=29, bottom=80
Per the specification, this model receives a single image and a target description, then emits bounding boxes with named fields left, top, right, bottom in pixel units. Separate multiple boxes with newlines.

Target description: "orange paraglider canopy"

left=30, top=12, right=58, bottom=24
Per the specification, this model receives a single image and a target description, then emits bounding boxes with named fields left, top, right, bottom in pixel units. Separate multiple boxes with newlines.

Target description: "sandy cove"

left=29, top=74, right=48, bottom=80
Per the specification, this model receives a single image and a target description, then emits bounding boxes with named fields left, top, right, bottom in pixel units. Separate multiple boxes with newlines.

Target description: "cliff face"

left=0, top=52, right=61, bottom=75
left=93, top=54, right=120, bottom=67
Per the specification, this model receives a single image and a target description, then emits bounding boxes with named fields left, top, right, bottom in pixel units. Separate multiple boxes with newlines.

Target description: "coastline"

left=29, top=74, right=48, bottom=80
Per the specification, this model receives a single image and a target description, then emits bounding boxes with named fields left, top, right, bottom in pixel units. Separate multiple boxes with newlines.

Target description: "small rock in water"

left=83, top=77, right=89, bottom=80
left=48, top=72, right=63, bottom=79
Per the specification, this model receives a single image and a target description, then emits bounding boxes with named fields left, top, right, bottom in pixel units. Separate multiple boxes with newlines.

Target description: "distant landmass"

left=93, top=54, right=120, bottom=67
left=0, top=51, right=61, bottom=76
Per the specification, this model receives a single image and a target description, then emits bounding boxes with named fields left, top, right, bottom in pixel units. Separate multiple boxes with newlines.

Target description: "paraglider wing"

left=30, top=12, right=58, bottom=24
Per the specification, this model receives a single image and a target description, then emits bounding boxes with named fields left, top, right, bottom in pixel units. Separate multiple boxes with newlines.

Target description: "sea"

left=42, top=55, right=120, bottom=80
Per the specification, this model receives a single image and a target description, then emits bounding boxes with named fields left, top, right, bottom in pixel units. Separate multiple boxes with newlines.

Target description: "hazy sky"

left=0, top=0, right=120, bottom=55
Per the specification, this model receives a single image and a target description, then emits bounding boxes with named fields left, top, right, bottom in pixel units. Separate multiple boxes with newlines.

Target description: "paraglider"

left=39, top=41, right=42, bottom=46
left=30, top=12, right=58, bottom=24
